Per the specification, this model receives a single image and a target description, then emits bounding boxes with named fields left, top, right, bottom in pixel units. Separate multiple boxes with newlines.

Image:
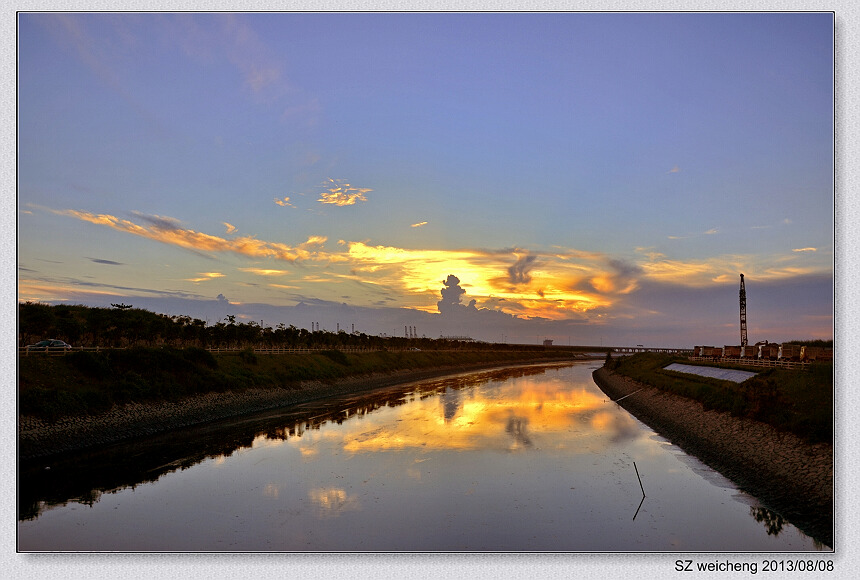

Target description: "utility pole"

left=739, top=273, right=748, bottom=347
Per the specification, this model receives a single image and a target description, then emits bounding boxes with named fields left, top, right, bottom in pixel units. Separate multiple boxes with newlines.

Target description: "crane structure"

left=739, top=273, right=747, bottom=347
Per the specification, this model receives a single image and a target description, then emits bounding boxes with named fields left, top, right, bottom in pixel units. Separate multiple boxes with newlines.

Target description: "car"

left=24, top=339, right=73, bottom=351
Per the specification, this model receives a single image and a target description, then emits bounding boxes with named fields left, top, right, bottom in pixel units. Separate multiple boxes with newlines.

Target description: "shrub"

left=68, top=350, right=110, bottom=378
left=239, top=348, right=258, bottom=364
left=182, top=347, right=218, bottom=369
left=320, top=349, right=350, bottom=366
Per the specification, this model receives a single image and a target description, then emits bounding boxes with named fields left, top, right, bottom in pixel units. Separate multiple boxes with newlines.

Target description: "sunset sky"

left=16, top=12, right=834, bottom=347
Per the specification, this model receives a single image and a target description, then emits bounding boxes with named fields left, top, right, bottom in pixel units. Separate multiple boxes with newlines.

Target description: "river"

left=17, top=361, right=825, bottom=551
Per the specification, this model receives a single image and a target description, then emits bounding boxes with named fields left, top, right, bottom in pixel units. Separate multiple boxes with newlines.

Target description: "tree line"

left=17, top=302, right=520, bottom=351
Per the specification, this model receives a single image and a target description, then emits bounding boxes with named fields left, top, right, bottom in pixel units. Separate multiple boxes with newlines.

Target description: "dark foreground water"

left=18, top=361, right=827, bottom=551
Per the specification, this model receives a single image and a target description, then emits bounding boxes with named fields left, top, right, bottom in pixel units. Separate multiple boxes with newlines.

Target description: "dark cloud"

left=87, top=257, right=125, bottom=266
left=129, top=211, right=184, bottom=231
left=32, top=275, right=205, bottom=299
left=437, top=274, right=466, bottom=314
left=507, top=254, right=538, bottom=285
left=607, top=258, right=642, bottom=277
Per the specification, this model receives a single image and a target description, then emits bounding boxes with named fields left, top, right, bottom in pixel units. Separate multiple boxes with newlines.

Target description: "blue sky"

left=17, top=12, right=834, bottom=346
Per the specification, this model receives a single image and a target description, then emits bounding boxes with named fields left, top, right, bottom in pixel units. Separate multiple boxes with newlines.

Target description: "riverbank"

left=19, top=356, right=580, bottom=461
left=592, top=366, right=833, bottom=548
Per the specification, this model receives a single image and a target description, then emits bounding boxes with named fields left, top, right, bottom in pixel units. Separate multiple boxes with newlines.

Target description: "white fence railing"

left=687, top=356, right=812, bottom=371
left=19, top=345, right=443, bottom=357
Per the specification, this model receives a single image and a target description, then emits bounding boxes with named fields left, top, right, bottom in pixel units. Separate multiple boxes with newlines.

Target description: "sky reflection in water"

left=18, top=362, right=825, bottom=551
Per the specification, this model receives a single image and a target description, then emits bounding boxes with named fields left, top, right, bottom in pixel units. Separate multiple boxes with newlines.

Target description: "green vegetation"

left=605, top=353, right=833, bottom=444
left=783, top=339, right=833, bottom=348
left=19, top=346, right=574, bottom=422
left=18, top=301, right=551, bottom=352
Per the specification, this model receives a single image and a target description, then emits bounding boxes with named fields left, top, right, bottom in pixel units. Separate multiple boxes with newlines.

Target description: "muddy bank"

left=592, top=366, right=833, bottom=548
left=19, top=360, right=576, bottom=461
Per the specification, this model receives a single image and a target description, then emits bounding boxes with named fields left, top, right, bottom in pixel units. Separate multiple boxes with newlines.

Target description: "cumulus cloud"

left=274, top=196, right=295, bottom=207
left=437, top=274, right=467, bottom=314
left=317, top=179, right=372, bottom=206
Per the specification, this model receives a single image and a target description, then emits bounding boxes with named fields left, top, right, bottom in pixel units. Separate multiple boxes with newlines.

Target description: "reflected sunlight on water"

left=18, top=361, right=827, bottom=552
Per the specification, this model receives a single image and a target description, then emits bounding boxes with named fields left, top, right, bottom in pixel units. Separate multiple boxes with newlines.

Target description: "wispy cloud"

left=792, top=247, right=817, bottom=252
left=274, top=197, right=295, bottom=208
left=239, top=267, right=289, bottom=276
left=411, top=221, right=428, bottom=228
left=317, top=179, right=371, bottom=206
left=186, top=272, right=225, bottom=282
left=668, top=227, right=719, bottom=240
left=50, top=207, right=334, bottom=262
left=667, top=165, right=681, bottom=174
left=223, top=222, right=237, bottom=234
left=18, top=275, right=206, bottom=301
left=42, top=203, right=831, bottom=323
left=87, top=257, right=125, bottom=265
left=44, top=14, right=168, bottom=136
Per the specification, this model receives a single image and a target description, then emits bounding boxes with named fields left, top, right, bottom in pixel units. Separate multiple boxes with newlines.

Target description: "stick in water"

left=634, top=461, right=645, bottom=497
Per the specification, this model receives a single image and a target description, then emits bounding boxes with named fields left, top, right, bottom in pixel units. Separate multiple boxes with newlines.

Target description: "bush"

left=20, top=387, right=85, bottom=422
left=239, top=348, right=258, bottom=364
left=182, top=347, right=218, bottom=369
left=68, top=350, right=110, bottom=378
left=320, top=349, right=350, bottom=365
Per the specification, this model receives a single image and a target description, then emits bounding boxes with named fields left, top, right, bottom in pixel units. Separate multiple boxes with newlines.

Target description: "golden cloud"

left=186, top=272, right=225, bottom=283
left=53, top=208, right=332, bottom=262
left=238, top=268, right=289, bottom=276
left=641, top=252, right=829, bottom=287
left=42, top=204, right=830, bottom=322
left=317, top=179, right=371, bottom=206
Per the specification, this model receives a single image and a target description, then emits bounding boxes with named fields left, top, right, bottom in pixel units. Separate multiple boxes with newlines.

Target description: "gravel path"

left=592, top=367, right=833, bottom=548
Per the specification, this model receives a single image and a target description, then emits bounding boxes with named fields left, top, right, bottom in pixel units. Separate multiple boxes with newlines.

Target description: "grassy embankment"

left=604, top=353, right=833, bottom=444
left=20, top=347, right=574, bottom=422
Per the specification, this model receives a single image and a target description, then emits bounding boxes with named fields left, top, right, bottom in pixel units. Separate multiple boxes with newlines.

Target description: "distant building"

left=543, top=339, right=553, bottom=347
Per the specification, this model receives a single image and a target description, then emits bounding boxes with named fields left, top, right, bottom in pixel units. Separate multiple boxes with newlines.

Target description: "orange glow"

left=33, top=204, right=830, bottom=322
left=238, top=268, right=289, bottom=276
left=294, top=372, right=611, bottom=455
left=52, top=208, right=334, bottom=262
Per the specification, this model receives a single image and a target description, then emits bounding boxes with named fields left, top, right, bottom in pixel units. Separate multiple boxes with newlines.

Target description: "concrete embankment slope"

left=592, top=366, right=833, bottom=548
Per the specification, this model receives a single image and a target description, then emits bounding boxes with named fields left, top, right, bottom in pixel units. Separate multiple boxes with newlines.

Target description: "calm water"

left=18, top=361, right=827, bottom=551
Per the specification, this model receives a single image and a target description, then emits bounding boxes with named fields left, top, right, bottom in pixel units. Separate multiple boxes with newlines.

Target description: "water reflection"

left=19, top=364, right=566, bottom=521
left=750, top=505, right=786, bottom=537
left=18, top=362, right=828, bottom=551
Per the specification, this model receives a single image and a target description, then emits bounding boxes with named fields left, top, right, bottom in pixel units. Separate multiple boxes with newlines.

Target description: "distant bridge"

left=542, top=344, right=694, bottom=355
left=609, top=346, right=693, bottom=355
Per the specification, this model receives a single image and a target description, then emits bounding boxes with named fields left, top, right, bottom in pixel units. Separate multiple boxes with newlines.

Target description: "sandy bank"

left=592, top=366, right=833, bottom=548
left=19, top=360, right=575, bottom=461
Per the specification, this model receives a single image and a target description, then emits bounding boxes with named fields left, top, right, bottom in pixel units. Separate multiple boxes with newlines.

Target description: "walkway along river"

left=18, top=361, right=829, bottom=551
